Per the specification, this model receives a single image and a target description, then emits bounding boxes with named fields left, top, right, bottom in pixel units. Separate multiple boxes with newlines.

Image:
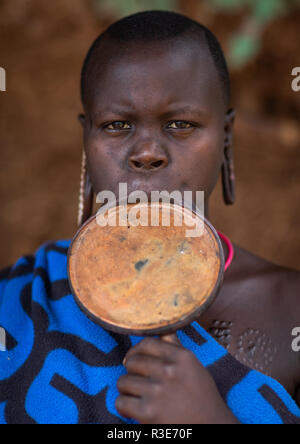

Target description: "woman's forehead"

left=85, top=40, right=224, bottom=114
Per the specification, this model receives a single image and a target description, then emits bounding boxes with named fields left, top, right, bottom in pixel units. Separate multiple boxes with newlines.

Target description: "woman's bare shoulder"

left=231, top=243, right=300, bottom=316
left=232, top=243, right=300, bottom=278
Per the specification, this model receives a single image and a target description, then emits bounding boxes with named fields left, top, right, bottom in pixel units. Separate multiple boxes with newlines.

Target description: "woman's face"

left=81, top=38, right=234, bottom=208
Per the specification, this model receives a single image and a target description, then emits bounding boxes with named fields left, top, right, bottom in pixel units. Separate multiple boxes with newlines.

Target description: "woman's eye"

left=167, top=121, right=193, bottom=129
left=105, top=121, right=131, bottom=130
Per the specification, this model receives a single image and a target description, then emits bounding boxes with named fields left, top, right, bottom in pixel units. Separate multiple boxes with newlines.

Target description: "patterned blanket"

left=0, top=240, right=299, bottom=424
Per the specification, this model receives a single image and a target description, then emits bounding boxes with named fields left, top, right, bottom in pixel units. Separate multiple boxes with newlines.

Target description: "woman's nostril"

left=129, top=159, right=166, bottom=170
left=151, top=160, right=163, bottom=168
left=133, top=161, right=143, bottom=168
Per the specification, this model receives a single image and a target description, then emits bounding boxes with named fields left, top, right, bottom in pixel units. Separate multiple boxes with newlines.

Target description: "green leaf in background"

left=209, top=0, right=249, bottom=11
left=252, top=0, right=288, bottom=24
left=209, top=0, right=293, bottom=68
left=210, top=0, right=289, bottom=18
left=229, top=34, right=260, bottom=68
left=95, top=0, right=178, bottom=17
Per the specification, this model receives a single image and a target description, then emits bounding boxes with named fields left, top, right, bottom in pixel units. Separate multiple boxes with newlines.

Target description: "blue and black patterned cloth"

left=0, top=240, right=299, bottom=424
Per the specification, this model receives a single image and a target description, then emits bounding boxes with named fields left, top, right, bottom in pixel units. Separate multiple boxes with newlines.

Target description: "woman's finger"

left=124, top=353, right=167, bottom=378
left=161, top=333, right=182, bottom=345
left=124, top=336, right=181, bottom=364
left=117, top=374, right=153, bottom=397
left=115, top=395, right=143, bottom=419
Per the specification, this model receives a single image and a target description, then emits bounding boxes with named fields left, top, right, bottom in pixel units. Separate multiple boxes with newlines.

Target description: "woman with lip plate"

left=0, top=11, right=300, bottom=425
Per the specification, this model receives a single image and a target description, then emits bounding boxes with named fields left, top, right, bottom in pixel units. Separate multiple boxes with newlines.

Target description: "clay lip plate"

left=68, top=202, right=225, bottom=336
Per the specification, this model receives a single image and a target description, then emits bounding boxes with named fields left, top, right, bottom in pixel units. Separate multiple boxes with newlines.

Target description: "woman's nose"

left=128, top=143, right=169, bottom=171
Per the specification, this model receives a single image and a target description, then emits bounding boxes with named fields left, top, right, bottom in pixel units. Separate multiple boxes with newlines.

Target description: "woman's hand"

left=116, top=335, right=239, bottom=424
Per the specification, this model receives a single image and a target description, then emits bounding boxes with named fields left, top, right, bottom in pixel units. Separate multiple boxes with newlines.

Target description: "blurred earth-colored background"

left=0, top=0, right=299, bottom=269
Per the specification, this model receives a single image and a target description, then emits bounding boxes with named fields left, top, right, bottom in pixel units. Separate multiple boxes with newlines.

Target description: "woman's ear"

left=224, top=108, right=236, bottom=148
left=78, top=113, right=86, bottom=127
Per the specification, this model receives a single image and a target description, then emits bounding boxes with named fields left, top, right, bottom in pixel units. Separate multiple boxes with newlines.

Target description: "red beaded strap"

left=217, top=230, right=234, bottom=271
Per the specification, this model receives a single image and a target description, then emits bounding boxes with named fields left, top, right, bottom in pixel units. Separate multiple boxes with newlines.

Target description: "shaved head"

left=80, top=10, right=231, bottom=109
